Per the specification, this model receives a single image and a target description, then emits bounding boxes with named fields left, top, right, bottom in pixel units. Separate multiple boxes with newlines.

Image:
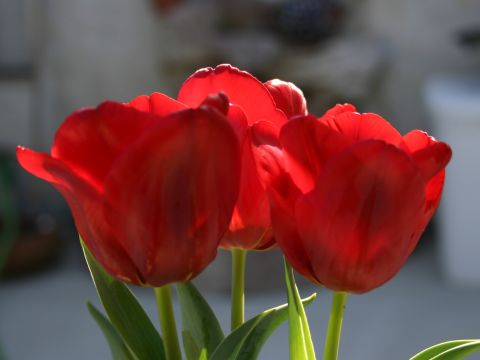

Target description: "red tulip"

left=17, top=93, right=240, bottom=287
left=268, top=104, right=452, bottom=293
left=178, top=64, right=306, bottom=250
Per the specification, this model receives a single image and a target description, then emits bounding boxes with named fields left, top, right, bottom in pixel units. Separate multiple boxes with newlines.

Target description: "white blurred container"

left=425, top=75, right=480, bottom=285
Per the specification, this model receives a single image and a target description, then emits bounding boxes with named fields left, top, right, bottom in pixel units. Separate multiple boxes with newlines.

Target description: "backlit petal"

left=321, top=109, right=403, bottom=145
left=102, top=107, right=240, bottom=286
left=402, top=130, right=452, bottom=180
left=51, top=102, right=161, bottom=188
left=268, top=172, right=316, bottom=281
left=280, top=115, right=351, bottom=193
left=295, top=140, right=426, bottom=293
left=221, top=130, right=272, bottom=250
left=128, top=92, right=187, bottom=116
left=178, top=64, right=287, bottom=126
left=16, top=147, right=142, bottom=284
left=264, top=79, right=308, bottom=118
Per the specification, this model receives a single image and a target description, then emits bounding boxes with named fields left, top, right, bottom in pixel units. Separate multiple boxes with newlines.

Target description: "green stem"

left=323, top=291, right=349, bottom=360
left=231, top=249, right=247, bottom=331
left=154, top=285, right=182, bottom=360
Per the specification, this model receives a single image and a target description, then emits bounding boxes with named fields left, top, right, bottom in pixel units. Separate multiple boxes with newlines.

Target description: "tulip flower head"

left=268, top=104, right=452, bottom=293
left=178, top=64, right=307, bottom=250
left=17, top=92, right=241, bottom=287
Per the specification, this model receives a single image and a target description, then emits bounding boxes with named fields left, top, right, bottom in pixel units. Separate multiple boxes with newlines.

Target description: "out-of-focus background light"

left=1, top=0, right=480, bottom=359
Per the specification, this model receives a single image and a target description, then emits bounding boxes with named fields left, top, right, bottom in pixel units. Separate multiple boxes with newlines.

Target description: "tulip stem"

left=323, top=291, right=349, bottom=360
left=154, top=285, right=182, bottom=360
left=231, top=248, right=247, bottom=331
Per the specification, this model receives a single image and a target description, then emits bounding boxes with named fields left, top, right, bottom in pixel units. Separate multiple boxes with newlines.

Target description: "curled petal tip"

left=200, top=92, right=229, bottom=115
left=264, top=79, right=308, bottom=118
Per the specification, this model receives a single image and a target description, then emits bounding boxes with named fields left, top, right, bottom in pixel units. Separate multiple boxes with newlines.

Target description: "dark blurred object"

left=458, top=27, right=480, bottom=69
left=0, top=151, right=17, bottom=273
left=271, top=0, right=345, bottom=45
left=216, top=0, right=272, bottom=31
left=151, top=0, right=187, bottom=13
left=0, top=151, right=61, bottom=277
left=458, top=28, right=480, bottom=49
left=3, top=212, right=60, bottom=276
left=0, top=64, right=34, bottom=82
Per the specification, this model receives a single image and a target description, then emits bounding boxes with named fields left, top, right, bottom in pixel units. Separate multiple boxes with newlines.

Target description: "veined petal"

left=280, top=115, right=350, bottom=193
left=268, top=171, right=316, bottom=281
left=221, top=130, right=272, bottom=250
left=400, top=130, right=451, bottom=241
left=295, top=140, right=426, bottom=293
left=51, top=102, right=161, bottom=188
left=102, top=106, right=241, bottom=286
left=321, top=109, right=403, bottom=145
left=16, top=147, right=142, bottom=284
left=178, top=64, right=287, bottom=126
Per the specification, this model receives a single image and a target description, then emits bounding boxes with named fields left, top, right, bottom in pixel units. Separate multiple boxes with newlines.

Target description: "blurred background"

left=1, top=0, right=480, bottom=359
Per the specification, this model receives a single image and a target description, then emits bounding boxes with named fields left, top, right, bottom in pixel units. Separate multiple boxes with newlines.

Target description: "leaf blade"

left=87, top=302, right=137, bottom=360
left=176, top=282, right=224, bottom=360
left=236, top=293, right=317, bottom=360
left=284, top=260, right=316, bottom=360
left=410, top=340, right=479, bottom=360
left=210, top=293, right=316, bottom=360
left=82, top=240, right=165, bottom=360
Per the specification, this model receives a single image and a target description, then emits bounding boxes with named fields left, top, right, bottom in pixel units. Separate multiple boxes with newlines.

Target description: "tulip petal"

left=218, top=104, right=281, bottom=250
left=221, top=106, right=279, bottom=250
left=323, top=103, right=357, bottom=117
left=128, top=92, right=187, bottom=116
left=402, top=130, right=452, bottom=181
left=280, top=115, right=351, bottom=193
left=268, top=171, right=316, bottom=281
left=250, top=121, right=285, bottom=196
left=51, top=102, right=161, bottom=188
left=16, top=147, right=142, bottom=284
left=400, top=130, right=451, bottom=240
left=178, top=64, right=287, bottom=126
left=295, top=140, right=426, bottom=293
left=321, top=110, right=403, bottom=145
left=264, top=79, right=308, bottom=118
left=226, top=104, right=249, bottom=141
left=250, top=120, right=281, bottom=148
left=102, top=107, right=240, bottom=286
left=221, top=130, right=272, bottom=250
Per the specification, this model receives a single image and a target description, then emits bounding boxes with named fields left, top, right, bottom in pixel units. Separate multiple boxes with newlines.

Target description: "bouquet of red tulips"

left=18, top=64, right=475, bottom=360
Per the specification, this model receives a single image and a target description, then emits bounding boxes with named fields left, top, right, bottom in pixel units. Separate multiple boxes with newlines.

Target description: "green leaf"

left=410, top=340, right=478, bottom=360
left=210, top=293, right=316, bottom=360
left=430, top=341, right=480, bottom=360
left=410, top=340, right=480, bottom=360
left=82, top=240, right=165, bottom=360
left=284, top=260, right=316, bottom=360
left=87, top=302, right=137, bottom=360
left=0, top=343, right=6, bottom=360
left=176, top=282, right=224, bottom=360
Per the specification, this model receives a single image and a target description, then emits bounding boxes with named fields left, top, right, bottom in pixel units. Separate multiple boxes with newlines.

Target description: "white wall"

left=36, top=0, right=162, bottom=149
left=352, top=0, right=480, bottom=132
